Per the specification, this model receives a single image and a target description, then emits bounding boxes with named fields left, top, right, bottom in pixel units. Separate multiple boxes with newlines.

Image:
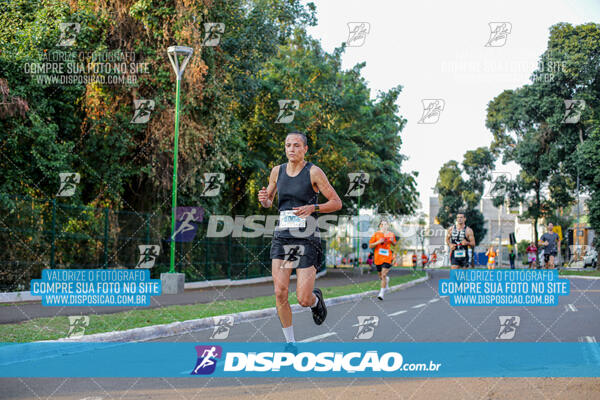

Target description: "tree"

left=434, top=146, right=495, bottom=246
left=536, top=23, right=600, bottom=247
left=486, top=79, right=579, bottom=254
left=484, top=23, right=600, bottom=254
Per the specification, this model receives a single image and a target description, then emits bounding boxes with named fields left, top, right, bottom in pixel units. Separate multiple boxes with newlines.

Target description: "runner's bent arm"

left=293, top=166, right=342, bottom=217
left=369, top=234, right=384, bottom=248
left=446, top=227, right=456, bottom=250
left=465, top=227, right=476, bottom=247
left=258, top=166, right=279, bottom=208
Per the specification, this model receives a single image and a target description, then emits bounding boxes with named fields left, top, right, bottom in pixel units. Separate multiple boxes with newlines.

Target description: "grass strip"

left=0, top=271, right=426, bottom=342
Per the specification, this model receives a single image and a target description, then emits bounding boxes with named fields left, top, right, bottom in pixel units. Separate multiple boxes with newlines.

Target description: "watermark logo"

left=353, top=316, right=379, bottom=339
left=562, top=100, right=585, bottom=124
left=347, top=22, right=370, bottom=47
left=485, top=22, right=512, bottom=47
left=191, top=345, right=222, bottom=375
left=345, top=173, right=370, bottom=197
left=496, top=315, right=520, bottom=339
left=173, top=207, right=204, bottom=242
left=58, top=23, right=80, bottom=47
left=210, top=316, right=234, bottom=339
left=201, top=173, right=225, bottom=197
left=130, top=100, right=155, bottom=124
left=66, top=315, right=89, bottom=338
left=136, top=245, right=160, bottom=268
left=57, top=172, right=80, bottom=197
left=275, top=100, right=299, bottom=124
left=417, top=99, right=445, bottom=124
left=205, top=214, right=450, bottom=239
left=203, top=23, right=225, bottom=47
left=484, top=171, right=512, bottom=199
left=281, top=244, right=305, bottom=269
left=427, top=245, right=447, bottom=264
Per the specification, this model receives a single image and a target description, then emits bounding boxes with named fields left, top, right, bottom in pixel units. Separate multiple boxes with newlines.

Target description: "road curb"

left=0, top=269, right=328, bottom=304
left=562, top=275, right=600, bottom=280
left=51, top=272, right=430, bottom=343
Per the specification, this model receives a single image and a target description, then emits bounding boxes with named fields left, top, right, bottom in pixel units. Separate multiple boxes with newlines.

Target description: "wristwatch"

left=314, top=204, right=320, bottom=213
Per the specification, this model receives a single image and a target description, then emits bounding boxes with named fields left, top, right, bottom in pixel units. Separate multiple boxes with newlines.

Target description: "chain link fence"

left=0, top=194, right=326, bottom=291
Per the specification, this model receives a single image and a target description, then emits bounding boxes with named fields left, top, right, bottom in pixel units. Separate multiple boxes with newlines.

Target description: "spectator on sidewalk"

left=366, top=252, right=374, bottom=272
left=526, top=242, right=537, bottom=269
left=509, top=248, right=516, bottom=269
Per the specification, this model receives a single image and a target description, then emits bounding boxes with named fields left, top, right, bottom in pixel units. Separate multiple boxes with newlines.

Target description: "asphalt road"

left=0, top=267, right=386, bottom=324
left=2, top=269, right=599, bottom=400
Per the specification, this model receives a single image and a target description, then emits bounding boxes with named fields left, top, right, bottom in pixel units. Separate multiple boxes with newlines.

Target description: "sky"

left=303, top=0, right=600, bottom=216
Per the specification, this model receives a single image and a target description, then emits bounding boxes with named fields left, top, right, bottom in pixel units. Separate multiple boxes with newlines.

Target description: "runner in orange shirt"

left=421, top=252, right=428, bottom=269
left=431, top=251, right=438, bottom=266
left=486, top=246, right=497, bottom=269
left=369, top=220, right=397, bottom=300
left=412, top=253, right=418, bottom=271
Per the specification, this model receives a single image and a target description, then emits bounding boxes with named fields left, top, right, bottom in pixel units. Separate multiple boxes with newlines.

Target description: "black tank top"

left=451, top=225, right=469, bottom=250
left=275, top=161, right=319, bottom=240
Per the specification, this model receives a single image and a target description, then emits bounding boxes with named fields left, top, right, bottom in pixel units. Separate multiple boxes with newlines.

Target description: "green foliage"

left=1, top=0, right=417, bottom=216
left=434, top=147, right=494, bottom=245
left=517, top=239, right=529, bottom=255
left=0, top=0, right=418, bottom=287
left=485, top=23, right=600, bottom=247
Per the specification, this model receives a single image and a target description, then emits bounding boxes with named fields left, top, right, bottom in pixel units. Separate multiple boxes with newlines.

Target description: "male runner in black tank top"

left=445, top=211, right=475, bottom=269
left=258, top=132, right=342, bottom=344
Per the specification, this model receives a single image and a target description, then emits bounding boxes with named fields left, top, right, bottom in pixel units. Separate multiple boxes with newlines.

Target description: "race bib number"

left=378, top=249, right=390, bottom=257
left=454, top=249, right=466, bottom=258
left=279, top=210, right=306, bottom=228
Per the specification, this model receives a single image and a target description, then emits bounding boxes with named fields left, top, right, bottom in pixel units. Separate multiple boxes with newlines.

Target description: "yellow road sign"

left=553, top=225, right=563, bottom=241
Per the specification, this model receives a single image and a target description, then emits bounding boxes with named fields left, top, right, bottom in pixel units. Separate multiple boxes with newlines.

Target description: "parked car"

left=584, top=248, right=597, bottom=268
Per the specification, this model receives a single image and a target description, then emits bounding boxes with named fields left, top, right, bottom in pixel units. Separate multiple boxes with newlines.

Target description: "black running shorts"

left=270, top=237, right=322, bottom=270
left=376, top=263, right=392, bottom=272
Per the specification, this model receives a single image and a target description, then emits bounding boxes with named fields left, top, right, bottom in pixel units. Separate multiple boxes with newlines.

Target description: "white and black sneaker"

left=311, top=288, right=327, bottom=325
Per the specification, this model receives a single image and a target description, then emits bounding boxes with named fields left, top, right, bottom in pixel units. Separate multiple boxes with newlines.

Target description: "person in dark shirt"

left=509, top=248, right=516, bottom=269
left=539, top=223, right=560, bottom=269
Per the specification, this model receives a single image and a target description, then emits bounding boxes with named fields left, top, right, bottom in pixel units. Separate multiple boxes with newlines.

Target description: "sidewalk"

left=0, top=267, right=416, bottom=324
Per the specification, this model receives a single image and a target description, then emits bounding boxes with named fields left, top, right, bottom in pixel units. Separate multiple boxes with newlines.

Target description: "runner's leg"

left=381, top=267, right=389, bottom=289
left=272, top=258, right=293, bottom=339
left=296, top=266, right=317, bottom=307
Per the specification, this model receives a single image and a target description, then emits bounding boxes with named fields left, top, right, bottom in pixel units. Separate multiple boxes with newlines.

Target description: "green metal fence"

left=0, top=194, right=326, bottom=291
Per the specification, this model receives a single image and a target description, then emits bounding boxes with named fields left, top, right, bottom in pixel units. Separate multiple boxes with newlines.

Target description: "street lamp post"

left=160, top=45, right=193, bottom=295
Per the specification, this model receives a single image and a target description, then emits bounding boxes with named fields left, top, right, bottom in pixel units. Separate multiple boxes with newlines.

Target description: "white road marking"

left=387, top=310, right=407, bottom=317
left=299, top=332, right=337, bottom=342
left=428, top=298, right=440, bottom=303
left=565, top=304, right=578, bottom=312
left=412, top=303, right=427, bottom=309
left=580, top=336, right=597, bottom=343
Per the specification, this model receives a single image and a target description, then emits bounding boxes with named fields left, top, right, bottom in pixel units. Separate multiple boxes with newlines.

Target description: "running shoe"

left=311, top=288, right=327, bottom=325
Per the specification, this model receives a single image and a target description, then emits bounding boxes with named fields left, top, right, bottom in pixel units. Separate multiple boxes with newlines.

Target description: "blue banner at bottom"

left=0, top=342, right=599, bottom=377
